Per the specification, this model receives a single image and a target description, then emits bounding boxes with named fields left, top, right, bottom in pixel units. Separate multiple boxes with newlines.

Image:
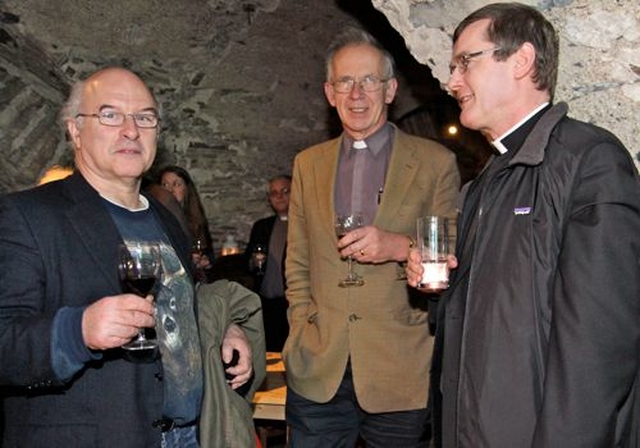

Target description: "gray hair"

left=59, top=79, right=86, bottom=130
left=266, top=174, right=292, bottom=192
left=325, top=27, right=395, bottom=81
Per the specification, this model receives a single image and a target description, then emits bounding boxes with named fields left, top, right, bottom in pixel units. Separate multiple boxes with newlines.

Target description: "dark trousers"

left=261, top=296, right=289, bottom=352
left=286, top=362, right=430, bottom=448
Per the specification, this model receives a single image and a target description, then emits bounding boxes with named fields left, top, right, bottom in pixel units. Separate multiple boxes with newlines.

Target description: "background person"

left=158, top=165, right=215, bottom=282
left=245, top=174, right=292, bottom=352
left=284, top=27, right=460, bottom=447
left=0, top=67, right=253, bottom=447
left=406, top=3, right=640, bottom=447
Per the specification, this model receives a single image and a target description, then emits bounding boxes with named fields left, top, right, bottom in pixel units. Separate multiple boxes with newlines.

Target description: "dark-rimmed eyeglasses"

left=330, top=75, right=389, bottom=94
left=449, top=47, right=502, bottom=75
left=75, top=111, right=159, bottom=128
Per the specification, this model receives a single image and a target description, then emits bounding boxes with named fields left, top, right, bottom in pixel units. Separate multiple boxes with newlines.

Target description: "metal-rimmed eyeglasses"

left=449, top=46, right=502, bottom=75
left=75, top=110, right=159, bottom=128
left=330, top=75, right=389, bottom=94
left=268, top=187, right=290, bottom=198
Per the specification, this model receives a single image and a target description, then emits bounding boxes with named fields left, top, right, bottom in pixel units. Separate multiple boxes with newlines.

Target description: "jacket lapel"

left=62, top=173, right=123, bottom=291
left=374, top=131, right=419, bottom=230
left=314, top=138, right=341, bottom=241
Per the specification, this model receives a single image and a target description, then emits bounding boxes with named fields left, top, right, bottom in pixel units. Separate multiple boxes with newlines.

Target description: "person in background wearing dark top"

left=245, top=174, right=291, bottom=352
left=405, top=3, right=640, bottom=447
left=0, top=67, right=253, bottom=447
left=159, top=165, right=214, bottom=282
left=145, top=181, right=190, bottom=238
left=284, top=27, right=460, bottom=447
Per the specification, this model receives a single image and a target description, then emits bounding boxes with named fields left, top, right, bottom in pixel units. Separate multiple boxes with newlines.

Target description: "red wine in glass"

left=122, top=276, right=156, bottom=297
left=118, top=242, right=161, bottom=351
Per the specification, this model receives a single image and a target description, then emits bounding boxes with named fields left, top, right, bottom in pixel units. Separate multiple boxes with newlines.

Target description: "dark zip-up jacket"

left=433, top=103, right=640, bottom=447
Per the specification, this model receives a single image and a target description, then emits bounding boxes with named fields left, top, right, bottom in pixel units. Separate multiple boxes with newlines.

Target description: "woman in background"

left=158, top=165, right=214, bottom=282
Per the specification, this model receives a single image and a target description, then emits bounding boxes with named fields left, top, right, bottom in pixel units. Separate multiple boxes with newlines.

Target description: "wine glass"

left=118, top=242, right=161, bottom=351
left=191, top=236, right=208, bottom=282
left=251, top=244, right=267, bottom=276
left=335, top=213, right=365, bottom=287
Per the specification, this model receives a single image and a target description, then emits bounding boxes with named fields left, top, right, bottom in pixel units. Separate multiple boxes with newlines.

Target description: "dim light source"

left=38, top=165, right=74, bottom=185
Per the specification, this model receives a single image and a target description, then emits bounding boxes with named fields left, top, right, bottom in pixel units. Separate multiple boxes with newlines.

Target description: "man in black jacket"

left=406, top=3, right=640, bottom=447
left=245, top=174, right=291, bottom=352
left=0, top=67, right=253, bottom=447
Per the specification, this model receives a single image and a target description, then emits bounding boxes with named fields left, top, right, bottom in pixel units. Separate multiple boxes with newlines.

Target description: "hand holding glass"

left=118, top=242, right=161, bottom=351
left=416, top=216, right=456, bottom=292
left=335, top=214, right=365, bottom=287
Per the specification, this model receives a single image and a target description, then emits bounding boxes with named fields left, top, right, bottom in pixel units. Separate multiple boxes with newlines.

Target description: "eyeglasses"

left=449, top=46, right=502, bottom=75
left=75, top=110, right=159, bottom=128
left=330, top=75, right=389, bottom=94
left=268, top=188, right=290, bottom=198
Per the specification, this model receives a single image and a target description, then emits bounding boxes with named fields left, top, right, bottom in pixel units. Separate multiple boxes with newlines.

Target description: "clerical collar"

left=343, top=122, right=392, bottom=158
left=100, top=193, right=149, bottom=212
left=492, top=102, right=550, bottom=154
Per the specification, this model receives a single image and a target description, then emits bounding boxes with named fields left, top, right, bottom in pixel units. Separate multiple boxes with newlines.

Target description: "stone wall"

left=373, top=0, right=640, bottom=171
left=1, top=0, right=638, bottom=253
left=0, top=0, right=428, bottom=252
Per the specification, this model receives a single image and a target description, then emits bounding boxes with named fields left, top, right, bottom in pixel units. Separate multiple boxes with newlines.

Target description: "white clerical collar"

left=101, top=193, right=149, bottom=212
left=352, top=140, right=368, bottom=149
left=492, top=102, right=550, bottom=154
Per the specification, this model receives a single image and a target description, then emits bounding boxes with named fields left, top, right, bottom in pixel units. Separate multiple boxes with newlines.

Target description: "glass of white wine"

left=335, top=213, right=365, bottom=288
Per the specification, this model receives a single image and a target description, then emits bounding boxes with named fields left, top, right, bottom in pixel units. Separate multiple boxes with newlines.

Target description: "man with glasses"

left=284, top=27, right=460, bottom=446
left=406, top=3, right=640, bottom=447
left=0, top=67, right=254, bottom=447
left=245, top=174, right=292, bottom=352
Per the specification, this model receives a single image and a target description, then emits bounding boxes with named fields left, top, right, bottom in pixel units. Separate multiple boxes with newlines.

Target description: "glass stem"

left=347, top=255, right=355, bottom=279
left=136, top=329, right=146, bottom=341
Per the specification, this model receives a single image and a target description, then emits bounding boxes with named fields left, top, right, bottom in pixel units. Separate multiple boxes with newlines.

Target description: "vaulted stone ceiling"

left=0, top=0, right=476, bottom=244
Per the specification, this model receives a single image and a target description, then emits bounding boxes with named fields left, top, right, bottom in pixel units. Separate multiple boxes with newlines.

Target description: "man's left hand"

left=221, top=324, right=253, bottom=389
left=338, top=225, right=410, bottom=263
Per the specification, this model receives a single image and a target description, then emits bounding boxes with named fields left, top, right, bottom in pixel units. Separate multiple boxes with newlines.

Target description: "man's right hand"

left=405, top=249, right=458, bottom=289
left=82, top=294, right=155, bottom=350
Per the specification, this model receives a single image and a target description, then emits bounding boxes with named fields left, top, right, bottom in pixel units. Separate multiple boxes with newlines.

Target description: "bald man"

left=0, top=67, right=252, bottom=447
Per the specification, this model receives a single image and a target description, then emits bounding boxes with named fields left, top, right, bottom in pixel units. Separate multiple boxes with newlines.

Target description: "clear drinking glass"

left=416, top=216, right=456, bottom=293
left=335, top=213, right=365, bottom=288
left=251, top=244, right=267, bottom=276
left=118, top=242, right=161, bottom=351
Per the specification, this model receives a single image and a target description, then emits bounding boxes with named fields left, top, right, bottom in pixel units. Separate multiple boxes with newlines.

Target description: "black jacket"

left=0, top=172, right=192, bottom=447
left=434, top=103, right=640, bottom=447
left=245, top=215, right=286, bottom=295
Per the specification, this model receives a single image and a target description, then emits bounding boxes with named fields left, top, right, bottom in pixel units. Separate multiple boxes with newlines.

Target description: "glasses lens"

left=333, top=77, right=385, bottom=93
left=269, top=188, right=290, bottom=197
left=134, top=114, right=158, bottom=128
left=99, top=111, right=124, bottom=126
left=333, top=79, right=353, bottom=93
left=361, top=76, right=382, bottom=92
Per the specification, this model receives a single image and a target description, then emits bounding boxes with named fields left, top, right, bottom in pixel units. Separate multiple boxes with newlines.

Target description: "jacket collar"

left=312, top=123, right=419, bottom=235
left=509, top=102, right=569, bottom=166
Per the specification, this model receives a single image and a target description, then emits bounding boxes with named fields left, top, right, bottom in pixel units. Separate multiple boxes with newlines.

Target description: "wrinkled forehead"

left=81, top=69, right=157, bottom=112
left=331, top=43, right=385, bottom=75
